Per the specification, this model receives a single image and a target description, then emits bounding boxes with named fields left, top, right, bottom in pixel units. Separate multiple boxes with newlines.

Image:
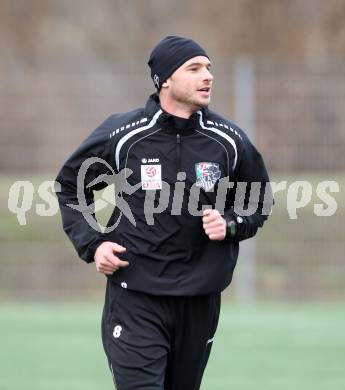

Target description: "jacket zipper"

left=176, top=133, right=181, bottom=172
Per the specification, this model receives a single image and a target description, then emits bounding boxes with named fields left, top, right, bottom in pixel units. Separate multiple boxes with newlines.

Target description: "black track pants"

left=101, top=279, right=221, bottom=390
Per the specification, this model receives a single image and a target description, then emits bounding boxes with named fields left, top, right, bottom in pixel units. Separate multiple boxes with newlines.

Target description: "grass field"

left=1, top=173, right=344, bottom=388
left=1, top=302, right=345, bottom=390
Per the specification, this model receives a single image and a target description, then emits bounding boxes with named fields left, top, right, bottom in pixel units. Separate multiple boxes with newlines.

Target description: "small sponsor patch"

left=141, top=164, right=162, bottom=190
left=195, top=162, right=221, bottom=192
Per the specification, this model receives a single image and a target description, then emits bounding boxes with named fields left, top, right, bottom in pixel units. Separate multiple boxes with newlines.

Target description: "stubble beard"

left=177, top=92, right=211, bottom=113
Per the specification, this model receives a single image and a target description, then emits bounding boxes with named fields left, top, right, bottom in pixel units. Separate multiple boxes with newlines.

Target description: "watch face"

left=227, top=220, right=237, bottom=237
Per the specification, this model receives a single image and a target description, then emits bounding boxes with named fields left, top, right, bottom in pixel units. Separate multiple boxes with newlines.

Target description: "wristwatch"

left=226, top=218, right=237, bottom=238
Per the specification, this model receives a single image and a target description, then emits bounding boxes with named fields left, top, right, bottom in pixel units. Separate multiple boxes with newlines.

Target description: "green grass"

left=1, top=172, right=345, bottom=388
left=1, top=302, right=344, bottom=390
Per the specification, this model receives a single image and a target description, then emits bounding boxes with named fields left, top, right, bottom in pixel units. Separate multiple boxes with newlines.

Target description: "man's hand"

left=94, top=242, right=129, bottom=275
left=202, top=209, right=226, bottom=241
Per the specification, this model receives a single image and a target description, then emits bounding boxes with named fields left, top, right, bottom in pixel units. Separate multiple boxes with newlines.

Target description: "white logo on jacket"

left=141, top=164, right=162, bottom=190
left=141, top=157, right=160, bottom=164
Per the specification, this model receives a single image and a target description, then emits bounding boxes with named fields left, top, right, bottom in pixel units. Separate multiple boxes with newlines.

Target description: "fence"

left=0, top=58, right=344, bottom=300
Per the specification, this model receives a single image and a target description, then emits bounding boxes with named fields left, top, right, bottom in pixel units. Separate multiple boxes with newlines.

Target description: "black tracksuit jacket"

left=56, top=93, right=272, bottom=296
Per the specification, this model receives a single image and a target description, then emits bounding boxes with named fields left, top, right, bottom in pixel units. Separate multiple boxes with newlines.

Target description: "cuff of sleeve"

left=224, top=210, right=246, bottom=239
left=84, top=237, right=109, bottom=263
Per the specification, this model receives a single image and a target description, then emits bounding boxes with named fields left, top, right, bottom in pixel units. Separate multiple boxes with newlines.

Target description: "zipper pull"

left=176, top=133, right=181, bottom=171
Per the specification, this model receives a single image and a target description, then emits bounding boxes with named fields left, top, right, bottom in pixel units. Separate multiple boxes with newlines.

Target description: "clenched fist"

left=202, top=209, right=226, bottom=241
left=94, top=242, right=129, bottom=275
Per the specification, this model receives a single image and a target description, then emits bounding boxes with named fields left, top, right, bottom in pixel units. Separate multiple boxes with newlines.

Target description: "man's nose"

left=204, top=68, right=214, bottom=81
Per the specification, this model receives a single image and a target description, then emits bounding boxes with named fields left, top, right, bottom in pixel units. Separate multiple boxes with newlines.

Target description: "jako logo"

left=141, top=158, right=159, bottom=163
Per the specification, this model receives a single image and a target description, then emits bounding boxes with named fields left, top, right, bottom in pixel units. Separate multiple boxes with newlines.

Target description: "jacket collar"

left=144, top=93, right=208, bottom=134
left=144, top=93, right=161, bottom=118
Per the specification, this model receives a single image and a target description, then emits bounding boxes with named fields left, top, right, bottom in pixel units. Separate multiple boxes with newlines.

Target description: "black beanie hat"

left=148, top=35, right=209, bottom=90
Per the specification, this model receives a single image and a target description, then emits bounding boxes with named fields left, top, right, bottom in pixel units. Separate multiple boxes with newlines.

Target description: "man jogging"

left=56, top=35, right=273, bottom=389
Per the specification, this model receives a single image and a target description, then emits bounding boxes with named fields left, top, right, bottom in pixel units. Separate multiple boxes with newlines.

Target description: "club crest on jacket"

left=195, top=162, right=221, bottom=192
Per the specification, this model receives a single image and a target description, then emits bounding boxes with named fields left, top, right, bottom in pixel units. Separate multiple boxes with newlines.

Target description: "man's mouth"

left=198, top=87, right=211, bottom=92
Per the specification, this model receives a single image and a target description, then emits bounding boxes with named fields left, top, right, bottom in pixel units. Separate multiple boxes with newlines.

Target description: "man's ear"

left=161, top=78, right=171, bottom=89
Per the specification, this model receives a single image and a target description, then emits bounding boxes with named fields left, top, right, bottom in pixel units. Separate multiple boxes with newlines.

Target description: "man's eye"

left=189, top=68, right=197, bottom=71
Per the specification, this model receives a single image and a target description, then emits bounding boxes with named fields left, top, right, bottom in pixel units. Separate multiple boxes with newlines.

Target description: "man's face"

left=162, top=56, right=214, bottom=111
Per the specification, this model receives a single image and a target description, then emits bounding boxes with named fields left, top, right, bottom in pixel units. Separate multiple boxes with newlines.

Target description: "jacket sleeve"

left=55, top=116, right=116, bottom=263
left=224, top=132, right=273, bottom=242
